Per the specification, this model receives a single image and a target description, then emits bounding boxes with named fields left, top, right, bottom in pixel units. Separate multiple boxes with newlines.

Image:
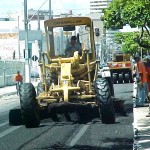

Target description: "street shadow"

left=8, top=104, right=100, bottom=126
left=124, top=103, right=133, bottom=114
left=9, top=102, right=132, bottom=126
left=121, top=90, right=133, bottom=93
left=37, top=137, right=133, bottom=150
left=41, top=104, right=100, bottom=124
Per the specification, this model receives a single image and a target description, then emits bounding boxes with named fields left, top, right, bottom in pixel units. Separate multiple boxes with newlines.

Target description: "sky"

left=0, top=0, right=90, bottom=15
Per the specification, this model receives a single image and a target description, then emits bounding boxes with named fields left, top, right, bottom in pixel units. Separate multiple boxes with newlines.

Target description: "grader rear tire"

left=20, top=83, right=40, bottom=128
left=9, top=108, right=23, bottom=126
left=95, top=78, right=115, bottom=124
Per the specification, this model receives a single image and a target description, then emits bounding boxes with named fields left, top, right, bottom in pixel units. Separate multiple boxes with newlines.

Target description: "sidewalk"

left=0, top=85, right=16, bottom=98
left=133, top=80, right=150, bottom=150
left=133, top=106, right=150, bottom=150
left=0, top=80, right=39, bottom=98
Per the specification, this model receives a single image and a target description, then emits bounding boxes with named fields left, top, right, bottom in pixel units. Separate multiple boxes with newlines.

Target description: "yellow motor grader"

left=19, top=17, right=115, bottom=128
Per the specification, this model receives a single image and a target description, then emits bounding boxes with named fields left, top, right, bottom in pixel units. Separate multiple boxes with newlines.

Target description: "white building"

left=89, top=0, right=120, bottom=40
left=90, top=0, right=112, bottom=14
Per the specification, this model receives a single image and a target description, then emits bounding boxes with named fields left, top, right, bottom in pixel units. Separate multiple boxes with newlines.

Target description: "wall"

left=0, top=60, right=25, bottom=87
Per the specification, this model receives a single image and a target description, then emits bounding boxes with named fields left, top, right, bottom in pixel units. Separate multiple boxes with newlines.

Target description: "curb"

left=0, top=91, right=17, bottom=98
left=0, top=84, right=38, bottom=98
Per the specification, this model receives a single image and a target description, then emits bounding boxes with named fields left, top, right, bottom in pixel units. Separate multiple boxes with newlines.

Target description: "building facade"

left=90, top=0, right=120, bottom=39
left=90, top=0, right=112, bottom=14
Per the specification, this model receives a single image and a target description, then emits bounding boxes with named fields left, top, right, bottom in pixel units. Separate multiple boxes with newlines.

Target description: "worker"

left=13, top=71, right=23, bottom=82
left=134, top=54, right=148, bottom=107
left=144, top=56, right=150, bottom=117
left=145, top=56, right=150, bottom=94
left=65, top=36, right=82, bottom=57
left=13, top=71, right=23, bottom=95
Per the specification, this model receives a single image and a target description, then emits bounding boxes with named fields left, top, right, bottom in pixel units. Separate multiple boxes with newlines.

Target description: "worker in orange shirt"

left=134, top=54, right=148, bottom=107
left=144, top=56, right=150, bottom=117
left=13, top=71, right=23, bottom=82
left=13, top=71, right=23, bottom=95
left=145, top=56, right=150, bottom=94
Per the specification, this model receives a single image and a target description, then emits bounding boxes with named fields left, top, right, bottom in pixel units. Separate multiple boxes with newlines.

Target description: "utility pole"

left=18, top=16, right=20, bottom=60
left=37, top=11, right=40, bottom=30
left=49, top=0, right=52, bottom=19
left=24, top=0, right=31, bottom=82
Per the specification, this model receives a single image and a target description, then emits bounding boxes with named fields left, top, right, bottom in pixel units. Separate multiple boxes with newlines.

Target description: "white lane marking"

left=68, top=124, right=90, bottom=146
left=0, top=103, right=20, bottom=114
left=0, top=126, right=21, bottom=138
left=0, top=121, right=9, bottom=127
left=0, top=100, right=19, bottom=105
left=0, top=110, right=9, bottom=117
left=133, top=107, right=138, bottom=129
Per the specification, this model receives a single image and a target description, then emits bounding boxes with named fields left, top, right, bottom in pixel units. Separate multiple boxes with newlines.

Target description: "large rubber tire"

left=9, top=108, right=23, bottom=126
left=106, top=77, right=115, bottom=97
left=129, top=71, right=133, bottom=83
left=95, top=78, right=115, bottom=124
left=112, top=74, right=117, bottom=84
left=118, top=74, right=123, bottom=83
left=20, top=83, right=40, bottom=128
left=124, top=73, right=129, bottom=83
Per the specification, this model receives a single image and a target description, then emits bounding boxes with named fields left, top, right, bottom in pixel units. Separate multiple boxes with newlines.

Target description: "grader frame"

left=37, top=17, right=97, bottom=103
left=17, top=17, right=115, bottom=128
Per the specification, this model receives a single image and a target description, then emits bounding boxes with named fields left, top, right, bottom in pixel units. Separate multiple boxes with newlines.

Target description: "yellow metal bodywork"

left=37, top=17, right=98, bottom=105
left=44, top=17, right=92, bottom=28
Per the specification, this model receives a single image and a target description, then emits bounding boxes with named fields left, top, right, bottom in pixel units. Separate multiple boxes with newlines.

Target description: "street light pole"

left=18, top=16, right=20, bottom=60
left=24, top=0, right=31, bottom=82
left=49, top=0, right=52, bottom=19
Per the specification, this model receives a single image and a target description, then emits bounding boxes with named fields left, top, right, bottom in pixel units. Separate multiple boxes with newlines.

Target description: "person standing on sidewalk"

left=134, top=54, right=148, bottom=107
left=144, top=56, right=150, bottom=116
left=145, top=56, right=150, bottom=95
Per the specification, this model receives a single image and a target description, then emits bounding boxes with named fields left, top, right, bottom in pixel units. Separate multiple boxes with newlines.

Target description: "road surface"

left=0, top=83, right=133, bottom=150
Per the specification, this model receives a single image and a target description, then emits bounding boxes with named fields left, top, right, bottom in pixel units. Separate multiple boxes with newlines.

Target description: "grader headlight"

left=63, top=80, right=68, bottom=85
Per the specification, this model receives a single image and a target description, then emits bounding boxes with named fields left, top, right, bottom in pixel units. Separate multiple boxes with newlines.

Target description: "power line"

left=28, top=0, right=48, bottom=22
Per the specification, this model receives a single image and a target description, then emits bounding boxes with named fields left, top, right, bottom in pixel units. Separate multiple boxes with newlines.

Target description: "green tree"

left=114, top=31, right=150, bottom=55
left=101, top=0, right=150, bottom=49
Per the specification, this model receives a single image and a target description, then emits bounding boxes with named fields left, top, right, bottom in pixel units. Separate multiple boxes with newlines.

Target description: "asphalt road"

left=0, top=83, right=134, bottom=150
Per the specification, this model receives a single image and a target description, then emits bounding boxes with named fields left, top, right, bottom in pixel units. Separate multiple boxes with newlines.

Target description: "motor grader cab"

left=19, top=17, right=115, bottom=128
left=107, top=52, right=133, bottom=84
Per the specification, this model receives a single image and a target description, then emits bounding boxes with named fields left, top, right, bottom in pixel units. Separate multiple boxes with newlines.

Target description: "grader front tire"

left=20, top=83, right=40, bottom=128
left=95, top=78, right=115, bottom=124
